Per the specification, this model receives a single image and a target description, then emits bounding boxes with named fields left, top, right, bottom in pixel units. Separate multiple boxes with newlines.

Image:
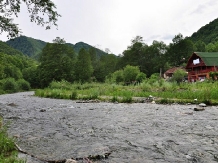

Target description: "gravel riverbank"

left=0, top=91, right=218, bottom=163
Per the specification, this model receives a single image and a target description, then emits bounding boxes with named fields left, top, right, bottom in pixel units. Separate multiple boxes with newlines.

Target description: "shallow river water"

left=0, top=92, right=218, bottom=163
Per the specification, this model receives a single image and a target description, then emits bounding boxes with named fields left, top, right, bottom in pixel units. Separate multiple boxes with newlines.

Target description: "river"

left=0, top=91, right=218, bottom=163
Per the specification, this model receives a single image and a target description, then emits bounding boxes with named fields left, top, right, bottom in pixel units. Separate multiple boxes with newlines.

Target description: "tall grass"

left=0, top=117, right=25, bottom=163
left=34, top=80, right=218, bottom=104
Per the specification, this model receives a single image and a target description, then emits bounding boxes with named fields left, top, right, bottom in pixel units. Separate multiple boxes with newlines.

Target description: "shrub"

left=70, top=91, right=77, bottom=100
left=123, top=65, right=140, bottom=83
left=2, top=78, right=18, bottom=92
left=17, top=79, right=31, bottom=91
left=136, top=72, right=146, bottom=83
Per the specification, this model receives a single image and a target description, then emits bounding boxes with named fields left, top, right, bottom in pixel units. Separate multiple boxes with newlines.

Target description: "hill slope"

left=6, top=36, right=47, bottom=58
left=0, top=41, right=24, bottom=56
left=6, top=36, right=108, bottom=58
left=190, top=18, right=218, bottom=44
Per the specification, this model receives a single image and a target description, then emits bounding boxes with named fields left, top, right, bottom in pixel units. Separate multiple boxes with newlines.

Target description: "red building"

left=186, top=52, right=218, bottom=82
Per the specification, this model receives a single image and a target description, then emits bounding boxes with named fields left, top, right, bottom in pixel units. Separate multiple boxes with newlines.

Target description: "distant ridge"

left=6, top=36, right=108, bottom=58
left=0, top=40, right=24, bottom=56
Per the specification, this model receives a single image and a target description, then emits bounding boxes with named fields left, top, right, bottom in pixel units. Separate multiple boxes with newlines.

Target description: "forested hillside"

left=190, top=18, right=218, bottom=44
left=6, top=36, right=108, bottom=59
left=6, top=36, right=47, bottom=58
left=0, top=41, right=24, bottom=56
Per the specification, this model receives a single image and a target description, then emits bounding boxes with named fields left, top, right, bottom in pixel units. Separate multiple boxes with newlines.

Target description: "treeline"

left=1, top=32, right=218, bottom=92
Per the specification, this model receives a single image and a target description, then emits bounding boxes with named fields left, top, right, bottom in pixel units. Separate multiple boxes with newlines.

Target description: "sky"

left=1, top=0, right=218, bottom=55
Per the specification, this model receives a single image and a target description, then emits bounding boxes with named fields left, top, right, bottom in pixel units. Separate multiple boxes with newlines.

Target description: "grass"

left=34, top=80, right=218, bottom=105
left=0, top=117, right=25, bottom=163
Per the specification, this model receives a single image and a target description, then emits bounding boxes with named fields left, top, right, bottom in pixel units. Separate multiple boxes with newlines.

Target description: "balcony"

left=188, top=69, right=211, bottom=76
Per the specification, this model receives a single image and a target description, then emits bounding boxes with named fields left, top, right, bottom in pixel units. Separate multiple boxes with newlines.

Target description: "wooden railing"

left=188, top=70, right=210, bottom=75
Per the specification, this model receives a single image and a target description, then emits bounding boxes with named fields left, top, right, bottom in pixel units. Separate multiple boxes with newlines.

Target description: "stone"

left=199, top=103, right=206, bottom=107
left=194, top=107, right=205, bottom=111
left=65, top=159, right=77, bottom=163
left=151, top=101, right=156, bottom=104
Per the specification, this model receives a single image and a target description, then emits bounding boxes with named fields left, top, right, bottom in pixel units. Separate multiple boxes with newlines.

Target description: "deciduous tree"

left=75, top=48, right=93, bottom=83
left=0, top=0, right=60, bottom=38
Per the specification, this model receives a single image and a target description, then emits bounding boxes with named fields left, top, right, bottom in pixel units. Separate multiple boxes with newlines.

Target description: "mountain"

left=0, top=41, right=24, bottom=56
left=190, top=18, right=218, bottom=44
left=6, top=36, right=47, bottom=58
left=6, top=36, right=108, bottom=59
left=70, top=42, right=107, bottom=58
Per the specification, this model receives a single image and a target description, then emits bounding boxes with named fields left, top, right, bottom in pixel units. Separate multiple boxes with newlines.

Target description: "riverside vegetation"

left=35, top=78, right=218, bottom=105
left=0, top=117, right=25, bottom=163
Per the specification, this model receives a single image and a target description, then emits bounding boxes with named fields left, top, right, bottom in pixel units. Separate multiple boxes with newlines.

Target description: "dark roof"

left=195, top=52, right=218, bottom=66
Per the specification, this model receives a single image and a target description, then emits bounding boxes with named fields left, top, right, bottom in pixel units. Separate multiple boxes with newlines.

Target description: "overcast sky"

left=1, top=0, right=218, bottom=55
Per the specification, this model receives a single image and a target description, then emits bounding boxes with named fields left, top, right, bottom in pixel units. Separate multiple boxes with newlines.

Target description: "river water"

left=0, top=92, right=218, bottom=163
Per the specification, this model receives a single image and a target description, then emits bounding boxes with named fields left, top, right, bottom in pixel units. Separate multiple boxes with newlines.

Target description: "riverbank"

left=0, top=91, right=218, bottom=162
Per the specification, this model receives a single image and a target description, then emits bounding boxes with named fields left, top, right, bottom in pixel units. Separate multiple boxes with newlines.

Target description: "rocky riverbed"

left=0, top=92, right=218, bottom=163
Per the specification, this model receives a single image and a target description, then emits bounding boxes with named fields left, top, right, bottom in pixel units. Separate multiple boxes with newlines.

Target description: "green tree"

left=142, top=40, right=167, bottom=77
left=38, top=42, right=76, bottom=87
left=167, top=34, right=195, bottom=66
left=111, top=70, right=124, bottom=84
left=0, top=0, right=60, bottom=38
left=22, top=65, right=40, bottom=88
left=195, top=40, right=206, bottom=52
left=75, top=48, right=93, bottom=83
left=170, top=69, right=187, bottom=83
left=123, top=65, right=140, bottom=83
left=94, top=54, right=118, bottom=82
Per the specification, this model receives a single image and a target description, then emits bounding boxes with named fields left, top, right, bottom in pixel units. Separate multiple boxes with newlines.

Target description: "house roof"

left=194, top=52, right=218, bottom=66
left=165, top=67, right=185, bottom=74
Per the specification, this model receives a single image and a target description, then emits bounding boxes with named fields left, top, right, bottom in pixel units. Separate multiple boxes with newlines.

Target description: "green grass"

left=34, top=80, right=218, bottom=105
left=0, top=117, right=25, bottom=163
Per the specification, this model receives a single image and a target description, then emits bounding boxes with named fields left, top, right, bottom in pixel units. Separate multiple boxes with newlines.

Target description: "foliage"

left=190, top=18, right=218, bottom=44
left=110, top=70, right=124, bottom=84
left=166, top=34, right=195, bottom=66
left=38, top=42, right=76, bottom=87
left=0, top=0, right=60, bottom=38
left=2, top=78, right=18, bottom=93
left=123, top=65, right=140, bottom=83
left=0, top=117, right=26, bottom=163
left=22, top=65, right=40, bottom=88
left=136, top=72, right=146, bottom=83
left=0, top=41, right=23, bottom=56
left=17, top=79, right=30, bottom=91
left=34, top=80, right=218, bottom=105
left=6, top=36, right=47, bottom=58
left=170, top=69, right=187, bottom=83
left=75, top=48, right=93, bottom=83
left=93, top=54, right=118, bottom=82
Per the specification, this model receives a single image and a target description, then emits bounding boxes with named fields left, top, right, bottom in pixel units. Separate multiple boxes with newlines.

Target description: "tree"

left=75, top=48, right=93, bottom=83
left=167, top=34, right=195, bottom=66
left=170, top=69, right=187, bottom=83
left=0, top=0, right=60, bottom=38
left=52, top=37, right=66, bottom=44
left=195, top=40, right=206, bottom=52
left=123, top=65, right=140, bottom=83
left=94, top=54, right=118, bottom=82
left=38, top=42, right=76, bottom=87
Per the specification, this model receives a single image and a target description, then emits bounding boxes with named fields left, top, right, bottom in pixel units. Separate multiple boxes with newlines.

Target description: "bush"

left=2, top=78, right=18, bottom=92
left=17, top=79, right=31, bottom=91
left=123, top=65, right=140, bottom=83
left=136, top=72, right=146, bottom=83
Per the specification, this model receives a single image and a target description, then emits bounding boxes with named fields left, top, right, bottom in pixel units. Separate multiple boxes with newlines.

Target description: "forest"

left=1, top=18, right=218, bottom=94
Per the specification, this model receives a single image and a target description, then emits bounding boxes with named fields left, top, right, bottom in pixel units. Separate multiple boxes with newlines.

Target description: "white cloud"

left=1, top=0, right=218, bottom=55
